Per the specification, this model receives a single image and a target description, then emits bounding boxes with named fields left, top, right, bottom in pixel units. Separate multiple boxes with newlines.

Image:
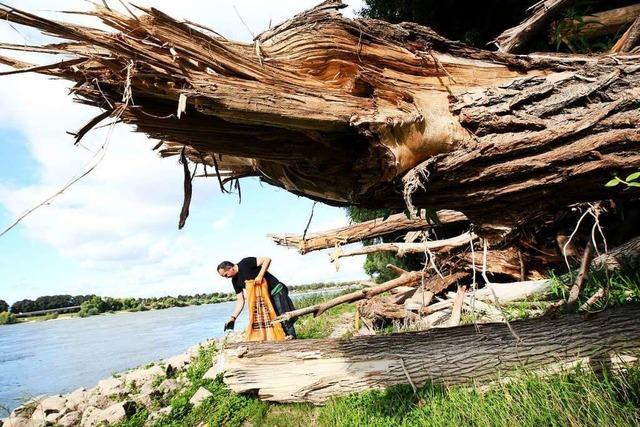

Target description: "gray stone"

left=162, top=353, right=190, bottom=375
left=57, top=411, right=80, bottom=427
left=64, top=388, right=87, bottom=412
left=27, top=409, right=45, bottom=424
left=139, top=381, right=155, bottom=396
left=98, top=401, right=137, bottom=425
left=44, top=412, right=61, bottom=425
left=85, top=391, right=111, bottom=410
left=157, top=379, right=179, bottom=396
left=95, top=377, right=125, bottom=397
left=124, top=365, right=164, bottom=388
left=134, top=392, right=155, bottom=410
left=203, top=366, right=218, bottom=380
left=3, top=417, right=43, bottom=427
left=39, top=396, right=66, bottom=414
left=188, top=387, right=212, bottom=408
left=80, top=406, right=102, bottom=427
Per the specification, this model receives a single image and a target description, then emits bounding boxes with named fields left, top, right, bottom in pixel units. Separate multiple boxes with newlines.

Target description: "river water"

left=0, top=301, right=247, bottom=413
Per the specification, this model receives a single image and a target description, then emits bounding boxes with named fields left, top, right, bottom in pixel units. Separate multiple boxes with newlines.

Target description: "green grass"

left=550, top=269, right=640, bottom=311
left=293, top=292, right=357, bottom=339
left=317, top=364, right=640, bottom=427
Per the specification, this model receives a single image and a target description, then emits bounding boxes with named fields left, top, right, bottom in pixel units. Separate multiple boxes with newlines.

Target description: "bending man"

left=217, top=257, right=297, bottom=339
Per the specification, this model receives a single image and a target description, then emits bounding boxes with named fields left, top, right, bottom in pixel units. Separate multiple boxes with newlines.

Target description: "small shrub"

left=0, top=311, right=18, bottom=325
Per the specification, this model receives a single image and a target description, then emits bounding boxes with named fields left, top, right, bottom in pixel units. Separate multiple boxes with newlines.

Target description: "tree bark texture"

left=221, top=303, right=640, bottom=404
left=0, top=2, right=638, bottom=235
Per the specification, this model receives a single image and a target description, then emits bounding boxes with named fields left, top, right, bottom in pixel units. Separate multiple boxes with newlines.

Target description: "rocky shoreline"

left=1, top=333, right=242, bottom=427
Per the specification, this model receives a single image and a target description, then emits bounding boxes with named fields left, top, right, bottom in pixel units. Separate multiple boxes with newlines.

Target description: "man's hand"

left=255, top=274, right=264, bottom=284
left=223, top=317, right=236, bottom=331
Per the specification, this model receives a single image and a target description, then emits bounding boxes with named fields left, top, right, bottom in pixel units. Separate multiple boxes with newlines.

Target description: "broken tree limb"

left=329, top=231, right=476, bottom=262
left=567, top=241, right=594, bottom=310
left=611, top=15, right=640, bottom=53
left=474, top=280, right=552, bottom=303
left=494, top=0, right=575, bottom=53
left=221, top=303, right=640, bottom=404
left=269, top=210, right=466, bottom=254
left=273, top=269, right=426, bottom=322
left=557, top=3, right=640, bottom=43
left=357, top=296, right=420, bottom=323
left=579, top=287, right=607, bottom=312
left=448, top=285, right=467, bottom=327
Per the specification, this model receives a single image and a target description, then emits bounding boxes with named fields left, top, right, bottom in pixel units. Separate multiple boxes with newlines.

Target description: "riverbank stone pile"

left=1, top=335, right=239, bottom=427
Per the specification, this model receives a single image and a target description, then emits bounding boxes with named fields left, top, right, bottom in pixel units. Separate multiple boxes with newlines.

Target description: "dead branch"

left=495, top=0, right=575, bottom=53
left=269, top=210, right=466, bottom=254
left=579, top=287, right=607, bottom=311
left=273, top=269, right=426, bottom=322
left=448, top=285, right=467, bottom=327
left=329, top=231, right=476, bottom=262
left=567, top=241, right=594, bottom=310
left=612, top=15, right=640, bottom=53
left=556, top=3, right=640, bottom=42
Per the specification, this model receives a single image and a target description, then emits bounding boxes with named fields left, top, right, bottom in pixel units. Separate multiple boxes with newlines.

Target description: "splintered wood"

left=0, top=1, right=637, bottom=233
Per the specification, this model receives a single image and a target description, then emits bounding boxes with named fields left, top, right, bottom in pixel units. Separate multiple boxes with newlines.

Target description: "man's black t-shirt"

left=231, top=257, right=281, bottom=295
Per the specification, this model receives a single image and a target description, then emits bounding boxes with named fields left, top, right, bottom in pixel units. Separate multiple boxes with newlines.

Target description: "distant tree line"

left=9, top=295, right=94, bottom=314
left=0, top=281, right=362, bottom=322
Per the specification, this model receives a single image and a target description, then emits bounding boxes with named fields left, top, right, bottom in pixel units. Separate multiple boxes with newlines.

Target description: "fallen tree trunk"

left=1, top=2, right=638, bottom=236
left=269, top=210, right=466, bottom=254
left=221, top=303, right=640, bottom=404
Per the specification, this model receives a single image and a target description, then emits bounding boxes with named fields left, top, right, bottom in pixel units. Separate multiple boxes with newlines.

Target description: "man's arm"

left=231, top=292, right=245, bottom=319
left=224, top=292, right=245, bottom=331
left=254, top=257, right=271, bottom=283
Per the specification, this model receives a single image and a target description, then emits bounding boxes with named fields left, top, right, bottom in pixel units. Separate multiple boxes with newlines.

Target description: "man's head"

left=217, top=261, right=237, bottom=278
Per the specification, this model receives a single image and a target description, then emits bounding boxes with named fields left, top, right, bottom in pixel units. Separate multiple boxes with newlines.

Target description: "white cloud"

left=212, top=210, right=235, bottom=231
left=0, top=0, right=367, bottom=302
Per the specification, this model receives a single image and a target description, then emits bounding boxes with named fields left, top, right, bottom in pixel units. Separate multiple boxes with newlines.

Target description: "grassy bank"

left=117, top=335, right=640, bottom=427
left=108, top=287, right=640, bottom=427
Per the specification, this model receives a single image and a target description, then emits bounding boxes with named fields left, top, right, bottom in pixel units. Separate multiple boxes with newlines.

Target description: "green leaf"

left=605, top=178, right=621, bottom=187
left=625, top=171, right=640, bottom=182
left=627, top=182, right=640, bottom=188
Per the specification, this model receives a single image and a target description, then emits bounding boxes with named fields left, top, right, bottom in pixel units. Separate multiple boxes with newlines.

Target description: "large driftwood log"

left=1, top=2, right=638, bottom=235
left=221, top=303, right=640, bottom=404
left=269, top=210, right=466, bottom=254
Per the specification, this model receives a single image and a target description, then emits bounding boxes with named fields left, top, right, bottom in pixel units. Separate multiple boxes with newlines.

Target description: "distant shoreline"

left=1, top=283, right=362, bottom=326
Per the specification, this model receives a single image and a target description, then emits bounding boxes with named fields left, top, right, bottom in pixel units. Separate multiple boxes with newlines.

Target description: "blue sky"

left=0, top=1, right=367, bottom=305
